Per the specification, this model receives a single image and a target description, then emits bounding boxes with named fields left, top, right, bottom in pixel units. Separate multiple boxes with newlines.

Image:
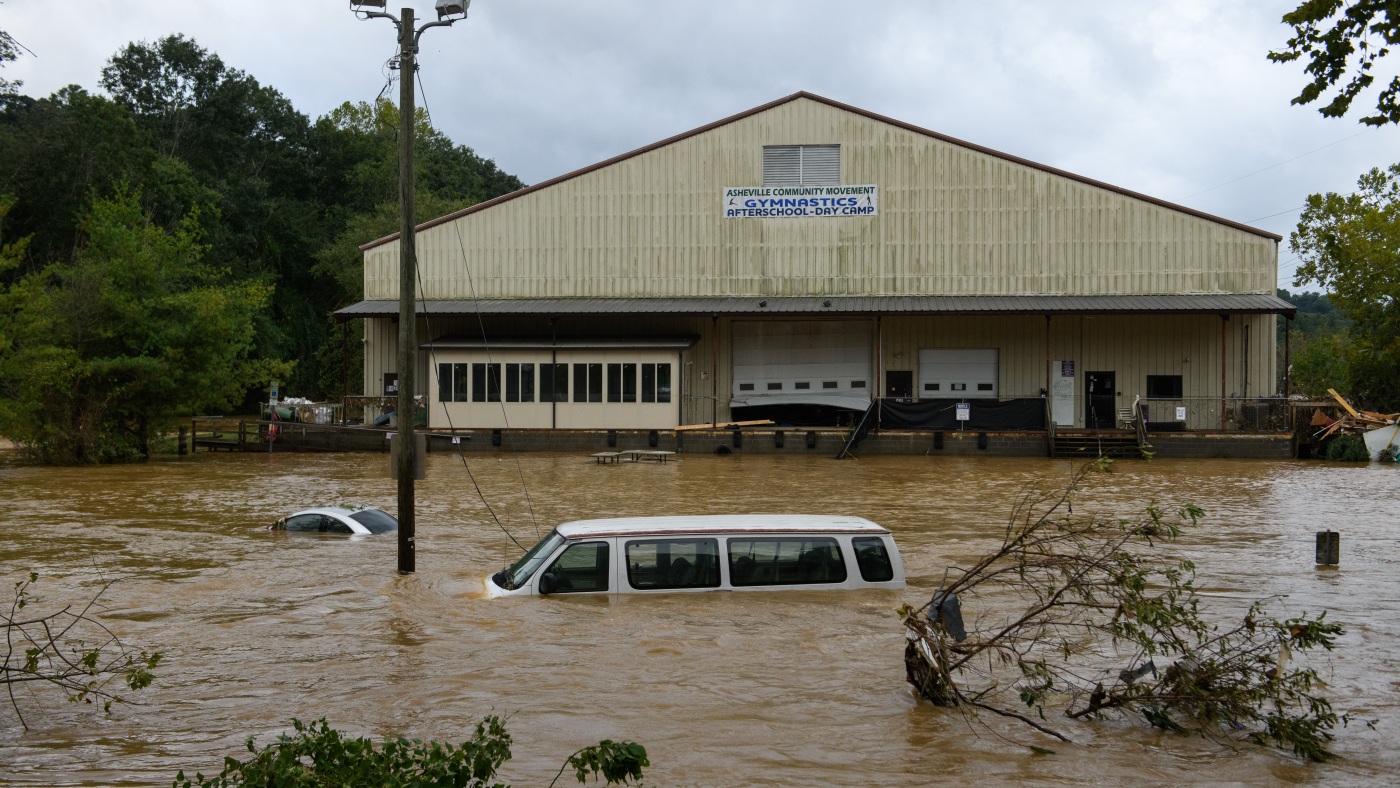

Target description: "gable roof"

left=335, top=293, right=1296, bottom=320
left=361, top=91, right=1280, bottom=251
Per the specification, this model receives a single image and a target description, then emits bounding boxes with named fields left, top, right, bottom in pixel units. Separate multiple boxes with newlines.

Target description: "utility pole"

left=396, top=5, right=418, bottom=575
left=352, top=1, right=471, bottom=574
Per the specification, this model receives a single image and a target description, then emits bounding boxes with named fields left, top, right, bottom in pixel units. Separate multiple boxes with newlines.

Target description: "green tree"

left=1270, top=1, right=1400, bottom=125
left=0, top=8, right=25, bottom=97
left=1289, top=165, right=1400, bottom=409
left=1276, top=290, right=1353, bottom=396
left=0, top=87, right=160, bottom=271
left=173, top=716, right=647, bottom=788
left=0, top=189, right=289, bottom=462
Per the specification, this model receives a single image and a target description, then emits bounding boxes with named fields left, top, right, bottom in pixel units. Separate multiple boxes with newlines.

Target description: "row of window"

left=737, top=380, right=866, bottom=392
left=547, top=536, right=894, bottom=592
left=438, top=362, right=672, bottom=404
left=924, top=383, right=995, bottom=392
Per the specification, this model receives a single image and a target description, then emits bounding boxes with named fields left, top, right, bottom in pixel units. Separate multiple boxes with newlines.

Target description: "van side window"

left=727, top=537, right=847, bottom=586
left=625, top=539, right=720, bottom=590
left=543, top=541, right=610, bottom=592
left=851, top=537, right=895, bottom=582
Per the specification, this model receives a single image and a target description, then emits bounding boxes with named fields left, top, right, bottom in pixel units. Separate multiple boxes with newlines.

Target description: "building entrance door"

left=1084, top=371, right=1115, bottom=429
left=885, top=370, right=913, bottom=399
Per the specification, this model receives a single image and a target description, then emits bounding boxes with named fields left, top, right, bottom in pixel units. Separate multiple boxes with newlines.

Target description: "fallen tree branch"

left=901, top=458, right=1359, bottom=762
left=2, top=572, right=160, bottom=729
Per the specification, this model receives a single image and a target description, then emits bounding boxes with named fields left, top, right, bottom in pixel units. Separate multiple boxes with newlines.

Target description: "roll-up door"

left=731, top=321, right=872, bottom=411
left=919, top=349, right=998, bottom=399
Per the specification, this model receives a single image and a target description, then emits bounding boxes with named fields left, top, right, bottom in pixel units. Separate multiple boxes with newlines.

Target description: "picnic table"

left=590, top=450, right=676, bottom=464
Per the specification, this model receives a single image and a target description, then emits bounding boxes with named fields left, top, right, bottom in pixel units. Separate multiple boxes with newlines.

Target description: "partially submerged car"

left=487, top=514, right=904, bottom=597
left=268, top=506, right=398, bottom=535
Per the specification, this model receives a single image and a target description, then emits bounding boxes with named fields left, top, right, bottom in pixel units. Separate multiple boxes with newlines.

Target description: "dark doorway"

left=1080, top=372, right=1114, bottom=428
left=383, top=372, right=399, bottom=396
left=1085, top=371, right=1116, bottom=429
left=885, top=370, right=913, bottom=400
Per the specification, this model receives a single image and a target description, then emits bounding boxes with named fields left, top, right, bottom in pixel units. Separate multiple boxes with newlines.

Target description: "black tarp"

left=878, top=398, right=1046, bottom=430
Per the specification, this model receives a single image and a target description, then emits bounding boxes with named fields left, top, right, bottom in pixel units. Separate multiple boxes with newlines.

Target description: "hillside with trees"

left=0, top=34, right=523, bottom=462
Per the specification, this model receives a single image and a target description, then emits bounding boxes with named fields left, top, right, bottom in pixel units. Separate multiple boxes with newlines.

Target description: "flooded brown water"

left=1, top=450, right=1396, bottom=786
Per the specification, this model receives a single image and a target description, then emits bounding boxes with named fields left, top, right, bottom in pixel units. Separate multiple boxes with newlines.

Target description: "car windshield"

left=349, top=509, right=398, bottom=534
left=504, top=531, right=565, bottom=589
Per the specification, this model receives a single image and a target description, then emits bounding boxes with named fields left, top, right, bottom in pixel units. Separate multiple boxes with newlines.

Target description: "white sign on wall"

left=723, top=185, right=879, bottom=218
left=1050, top=360, right=1076, bottom=427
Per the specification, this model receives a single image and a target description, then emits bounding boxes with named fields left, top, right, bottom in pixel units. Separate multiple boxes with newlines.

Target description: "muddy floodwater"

left=1, top=450, right=1397, bottom=786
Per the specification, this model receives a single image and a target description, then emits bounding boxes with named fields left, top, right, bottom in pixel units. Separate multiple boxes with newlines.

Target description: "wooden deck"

left=591, top=450, right=677, bottom=464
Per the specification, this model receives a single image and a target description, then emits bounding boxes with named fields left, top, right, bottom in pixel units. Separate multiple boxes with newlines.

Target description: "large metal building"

left=338, top=92, right=1292, bottom=436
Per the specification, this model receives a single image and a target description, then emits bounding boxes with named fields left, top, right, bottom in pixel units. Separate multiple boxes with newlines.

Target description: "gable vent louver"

left=763, top=144, right=840, bottom=186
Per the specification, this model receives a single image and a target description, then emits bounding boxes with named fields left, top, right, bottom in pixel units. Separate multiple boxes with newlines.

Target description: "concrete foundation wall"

left=227, top=422, right=1293, bottom=460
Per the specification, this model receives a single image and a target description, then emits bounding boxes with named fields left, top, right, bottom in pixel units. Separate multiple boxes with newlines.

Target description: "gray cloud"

left=7, top=0, right=1400, bottom=288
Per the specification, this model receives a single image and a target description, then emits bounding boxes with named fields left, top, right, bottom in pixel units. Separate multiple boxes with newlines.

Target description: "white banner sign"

left=723, top=185, right=878, bottom=218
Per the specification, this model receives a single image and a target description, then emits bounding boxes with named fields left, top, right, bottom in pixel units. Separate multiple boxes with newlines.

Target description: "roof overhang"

left=421, top=337, right=697, bottom=351
left=337, top=294, right=1297, bottom=320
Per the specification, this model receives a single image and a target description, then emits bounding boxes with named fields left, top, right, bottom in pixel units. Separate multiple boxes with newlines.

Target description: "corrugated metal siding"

left=365, top=98, right=1277, bottom=302
left=879, top=313, right=1278, bottom=417
left=365, top=312, right=1278, bottom=427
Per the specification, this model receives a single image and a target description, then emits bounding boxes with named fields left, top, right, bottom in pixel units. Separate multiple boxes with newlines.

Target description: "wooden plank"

left=1328, top=388, right=1360, bottom=418
left=674, top=419, right=774, bottom=432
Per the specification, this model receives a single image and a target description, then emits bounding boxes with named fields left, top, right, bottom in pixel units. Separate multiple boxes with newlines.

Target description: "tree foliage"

left=1276, top=290, right=1353, bottom=397
left=1289, top=164, right=1400, bottom=409
left=0, top=189, right=289, bottom=462
left=2, top=572, right=161, bottom=730
left=902, top=460, right=1357, bottom=762
left=0, top=9, right=24, bottom=98
left=1270, top=1, right=1400, bottom=125
left=0, top=33, right=526, bottom=441
left=172, top=716, right=647, bottom=788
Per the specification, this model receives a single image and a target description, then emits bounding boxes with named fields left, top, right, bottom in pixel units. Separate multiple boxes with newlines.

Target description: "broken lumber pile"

left=1312, top=390, right=1399, bottom=440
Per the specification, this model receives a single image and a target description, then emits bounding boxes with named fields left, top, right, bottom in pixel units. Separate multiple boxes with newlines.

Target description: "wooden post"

left=395, top=6, right=419, bottom=575
left=1315, top=531, right=1339, bottom=566
left=178, top=426, right=188, bottom=455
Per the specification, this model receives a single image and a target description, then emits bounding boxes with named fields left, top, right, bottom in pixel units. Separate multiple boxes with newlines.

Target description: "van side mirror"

left=538, top=572, right=558, bottom=595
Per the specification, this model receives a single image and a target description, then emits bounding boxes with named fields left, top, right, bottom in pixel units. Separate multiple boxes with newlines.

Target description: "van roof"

left=553, top=514, right=890, bottom=539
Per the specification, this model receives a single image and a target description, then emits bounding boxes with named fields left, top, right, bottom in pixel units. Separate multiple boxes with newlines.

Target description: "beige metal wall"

left=883, top=313, right=1276, bottom=403
left=364, top=312, right=1277, bottom=430
left=364, top=97, right=1278, bottom=301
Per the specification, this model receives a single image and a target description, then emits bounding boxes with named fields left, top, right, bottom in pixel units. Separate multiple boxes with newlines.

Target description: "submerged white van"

left=485, top=514, right=905, bottom=597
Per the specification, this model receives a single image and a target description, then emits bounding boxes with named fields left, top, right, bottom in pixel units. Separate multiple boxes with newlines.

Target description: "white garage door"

left=919, top=348, right=998, bottom=399
left=731, top=321, right=872, bottom=410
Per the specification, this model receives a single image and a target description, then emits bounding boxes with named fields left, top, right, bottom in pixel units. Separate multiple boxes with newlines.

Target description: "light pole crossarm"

left=414, top=19, right=458, bottom=48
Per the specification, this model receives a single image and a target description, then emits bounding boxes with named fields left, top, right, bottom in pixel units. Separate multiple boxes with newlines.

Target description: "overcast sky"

left=6, top=0, right=1400, bottom=290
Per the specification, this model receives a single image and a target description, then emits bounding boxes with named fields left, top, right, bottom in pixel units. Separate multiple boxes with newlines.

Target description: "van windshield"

left=503, top=531, right=565, bottom=589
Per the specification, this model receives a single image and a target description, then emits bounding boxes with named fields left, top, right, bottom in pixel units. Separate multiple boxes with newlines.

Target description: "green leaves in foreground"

left=173, top=717, right=648, bottom=788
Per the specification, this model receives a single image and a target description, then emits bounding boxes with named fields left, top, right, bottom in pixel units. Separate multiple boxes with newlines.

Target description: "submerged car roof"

left=554, top=514, right=889, bottom=539
left=288, top=506, right=389, bottom=518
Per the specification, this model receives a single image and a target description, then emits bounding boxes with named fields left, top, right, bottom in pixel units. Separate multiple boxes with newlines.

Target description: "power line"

left=1182, top=127, right=1374, bottom=199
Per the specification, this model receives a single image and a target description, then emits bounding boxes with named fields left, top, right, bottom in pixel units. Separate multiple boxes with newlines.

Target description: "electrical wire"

left=415, top=73, right=540, bottom=549
left=1181, top=128, right=1375, bottom=200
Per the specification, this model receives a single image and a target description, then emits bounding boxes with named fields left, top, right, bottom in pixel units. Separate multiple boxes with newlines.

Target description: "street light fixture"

left=350, top=2, right=472, bottom=575
left=436, top=0, right=470, bottom=20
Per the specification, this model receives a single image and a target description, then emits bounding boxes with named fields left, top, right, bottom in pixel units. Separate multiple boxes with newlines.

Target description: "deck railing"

left=1136, top=397, right=1291, bottom=433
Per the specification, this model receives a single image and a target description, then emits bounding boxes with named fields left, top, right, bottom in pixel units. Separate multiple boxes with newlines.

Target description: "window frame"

left=624, top=538, right=721, bottom=590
